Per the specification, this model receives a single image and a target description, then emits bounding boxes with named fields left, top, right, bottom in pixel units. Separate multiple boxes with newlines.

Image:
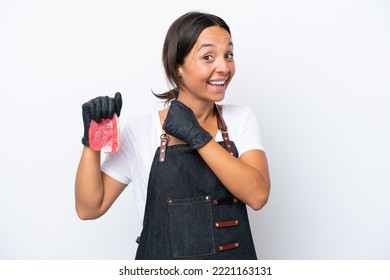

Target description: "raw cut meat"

left=89, top=113, right=120, bottom=153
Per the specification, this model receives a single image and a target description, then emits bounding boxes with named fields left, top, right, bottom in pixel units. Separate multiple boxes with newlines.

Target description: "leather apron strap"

left=215, top=104, right=234, bottom=155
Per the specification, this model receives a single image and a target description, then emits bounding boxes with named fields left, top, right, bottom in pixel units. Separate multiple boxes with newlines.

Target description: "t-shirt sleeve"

left=101, top=121, right=137, bottom=185
left=236, top=106, right=265, bottom=155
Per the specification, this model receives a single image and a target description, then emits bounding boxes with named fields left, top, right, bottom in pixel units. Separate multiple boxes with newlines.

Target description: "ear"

left=177, top=65, right=183, bottom=78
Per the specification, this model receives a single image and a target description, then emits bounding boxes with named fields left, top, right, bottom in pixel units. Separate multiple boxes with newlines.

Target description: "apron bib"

left=135, top=105, right=257, bottom=259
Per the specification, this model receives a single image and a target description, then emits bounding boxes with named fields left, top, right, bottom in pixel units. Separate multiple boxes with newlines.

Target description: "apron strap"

left=215, top=104, right=234, bottom=155
left=158, top=133, right=169, bottom=162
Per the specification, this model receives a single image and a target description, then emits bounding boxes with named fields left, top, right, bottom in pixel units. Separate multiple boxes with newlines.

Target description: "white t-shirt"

left=101, top=104, right=264, bottom=221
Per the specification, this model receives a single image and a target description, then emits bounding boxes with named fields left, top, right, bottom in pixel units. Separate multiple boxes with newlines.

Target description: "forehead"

left=195, top=26, right=232, bottom=47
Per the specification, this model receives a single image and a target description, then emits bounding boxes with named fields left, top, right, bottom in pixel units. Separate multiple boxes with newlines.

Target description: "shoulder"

left=220, top=104, right=264, bottom=153
left=220, top=104, right=258, bottom=124
left=221, top=104, right=253, bottom=113
left=220, top=103, right=262, bottom=138
left=123, top=111, right=159, bottom=134
left=119, top=111, right=161, bottom=147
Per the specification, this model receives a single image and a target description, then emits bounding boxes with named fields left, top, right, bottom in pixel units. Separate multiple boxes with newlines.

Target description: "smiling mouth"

left=208, top=79, right=228, bottom=86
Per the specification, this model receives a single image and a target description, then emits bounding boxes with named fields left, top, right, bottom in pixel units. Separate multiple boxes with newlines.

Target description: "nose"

left=215, top=57, right=230, bottom=74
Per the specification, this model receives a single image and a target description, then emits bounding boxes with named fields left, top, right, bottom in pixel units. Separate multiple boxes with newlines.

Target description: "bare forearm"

left=197, top=140, right=270, bottom=210
left=75, top=147, right=104, bottom=219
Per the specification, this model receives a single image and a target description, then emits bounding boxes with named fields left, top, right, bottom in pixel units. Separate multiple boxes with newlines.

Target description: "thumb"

left=114, top=92, right=122, bottom=117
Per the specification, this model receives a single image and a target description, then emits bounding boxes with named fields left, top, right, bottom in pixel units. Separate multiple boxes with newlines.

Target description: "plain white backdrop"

left=0, top=0, right=389, bottom=259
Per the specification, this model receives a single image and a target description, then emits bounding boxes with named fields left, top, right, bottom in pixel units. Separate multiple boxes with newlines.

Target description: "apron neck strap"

left=215, top=104, right=234, bottom=155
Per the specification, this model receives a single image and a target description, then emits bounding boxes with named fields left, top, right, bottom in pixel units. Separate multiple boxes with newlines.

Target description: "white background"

left=0, top=0, right=389, bottom=259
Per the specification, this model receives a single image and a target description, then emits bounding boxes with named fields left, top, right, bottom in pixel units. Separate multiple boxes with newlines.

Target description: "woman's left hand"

left=163, top=100, right=212, bottom=150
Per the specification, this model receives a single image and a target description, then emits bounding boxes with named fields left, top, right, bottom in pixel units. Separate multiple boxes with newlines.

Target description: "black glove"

left=81, top=92, right=122, bottom=147
left=163, top=100, right=212, bottom=150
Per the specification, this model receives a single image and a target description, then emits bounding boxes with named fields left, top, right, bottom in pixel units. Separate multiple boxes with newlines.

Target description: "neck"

left=177, top=97, right=215, bottom=123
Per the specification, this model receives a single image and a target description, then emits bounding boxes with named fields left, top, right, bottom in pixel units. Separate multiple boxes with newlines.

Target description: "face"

left=177, top=26, right=235, bottom=103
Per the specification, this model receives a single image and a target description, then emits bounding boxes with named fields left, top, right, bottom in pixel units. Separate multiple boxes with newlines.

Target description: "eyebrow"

left=197, top=42, right=234, bottom=51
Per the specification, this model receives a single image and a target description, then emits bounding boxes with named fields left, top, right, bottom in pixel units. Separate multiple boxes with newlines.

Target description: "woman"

left=75, top=11, right=270, bottom=260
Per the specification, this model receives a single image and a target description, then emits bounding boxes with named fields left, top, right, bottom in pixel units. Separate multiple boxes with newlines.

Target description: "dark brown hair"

left=153, top=11, right=231, bottom=104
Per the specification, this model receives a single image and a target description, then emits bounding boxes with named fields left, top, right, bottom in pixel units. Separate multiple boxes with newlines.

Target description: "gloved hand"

left=81, top=92, right=122, bottom=147
left=163, top=99, right=212, bottom=150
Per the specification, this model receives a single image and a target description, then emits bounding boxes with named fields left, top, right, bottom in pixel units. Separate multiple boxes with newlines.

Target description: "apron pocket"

left=167, top=195, right=216, bottom=259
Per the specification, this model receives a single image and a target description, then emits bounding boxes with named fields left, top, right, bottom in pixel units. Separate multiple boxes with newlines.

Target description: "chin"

left=209, top=93, right=225, bottom=103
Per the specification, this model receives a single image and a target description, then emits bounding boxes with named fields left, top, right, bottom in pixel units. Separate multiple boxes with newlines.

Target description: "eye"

left=203, top=55, right=214, bottom=61
left=225, top=53, right=234, bottom=60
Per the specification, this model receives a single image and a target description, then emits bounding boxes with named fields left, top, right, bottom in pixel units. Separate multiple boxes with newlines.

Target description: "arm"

left=163, top=100, right=270, bottom=210
left=75, top=147, right=126, bottom=220
left=197, top=143, right=270, bottom=210
left=75, top=92, right=125, bottom=220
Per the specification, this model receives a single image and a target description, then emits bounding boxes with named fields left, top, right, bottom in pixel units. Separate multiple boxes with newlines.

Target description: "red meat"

left=89, top=113, right=120, bottom=153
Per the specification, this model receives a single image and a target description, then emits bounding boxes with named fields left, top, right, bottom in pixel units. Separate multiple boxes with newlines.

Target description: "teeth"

left=209, top=80, right=226, bottom=85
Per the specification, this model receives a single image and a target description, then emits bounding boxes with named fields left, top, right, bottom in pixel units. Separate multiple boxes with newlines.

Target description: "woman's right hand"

left=81, top=92, right=122, bottom=146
